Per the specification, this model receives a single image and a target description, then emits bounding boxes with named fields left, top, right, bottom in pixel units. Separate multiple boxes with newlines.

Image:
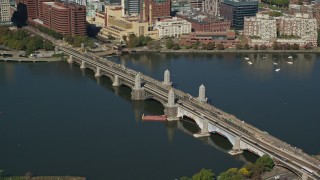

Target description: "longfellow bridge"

left=25, top=26, right=320, bottom=180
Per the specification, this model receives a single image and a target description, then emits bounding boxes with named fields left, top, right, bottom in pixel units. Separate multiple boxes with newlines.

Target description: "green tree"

left=238, top=168, right=250, bottom=177
left=122, top=35, right=127, bottom=42
left=253, top=44, right=259, bottom=50
left=218, top=168, right=244, bottom=180
left=236, top=44, right=242, bottom=50
left=318, top=30, right=320, bottom=47
left=206, top=42, right=215, bottom=50
left=292, top=43, right=299, bottom=50
left=305, top=43, right=313, bottom=50
left=192, top=41, right=200, bottom=49
left=272, top=41, right=278, bottom=50
left=244, top=44, right=250, bottom=50
left=255, top=154, right=275, bottom=172
left=192, top=169, right=215, bottom=180
left=43, top=40, right=54, bottom=50
left=259, top=44, right=267, bottom=50
left=216, top=43, right=224, bottom=50
left=172, top=43, right=180, bottom=50
left=166, top=38, right=174, bottom=49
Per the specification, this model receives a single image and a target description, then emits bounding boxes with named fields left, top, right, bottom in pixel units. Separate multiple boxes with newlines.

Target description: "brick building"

left=177, top=11, right=231, bottom=32
left=141, top=0, right=171, bottom=25
left=179, top=30, right=238, bottom=47
left=42, top=1, right=86, bottom=36
left=16, top=0, right=53, bottom=20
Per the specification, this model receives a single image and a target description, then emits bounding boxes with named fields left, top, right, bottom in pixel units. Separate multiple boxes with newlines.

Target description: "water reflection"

left=110, top=53, right=317, bottom=81
left=0, top=63, right=16, bottom=83
left=78, top=64, right=258, bottom=164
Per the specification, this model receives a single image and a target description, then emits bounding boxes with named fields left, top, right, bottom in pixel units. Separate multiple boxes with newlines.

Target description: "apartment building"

left=278, top=13, right=317, bottom=46
left=243, top=13, right=276, bottom=46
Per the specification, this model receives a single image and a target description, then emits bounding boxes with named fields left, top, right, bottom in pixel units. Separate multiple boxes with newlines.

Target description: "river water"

left=0, top=52, right=319, bottom=179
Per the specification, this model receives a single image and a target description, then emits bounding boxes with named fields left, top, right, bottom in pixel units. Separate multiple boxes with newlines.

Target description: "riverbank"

left=0, top=57, right=61, bottom=62
left=138, top=48, right=320, bottom=54
left=0, top=176, right=86, bottom=180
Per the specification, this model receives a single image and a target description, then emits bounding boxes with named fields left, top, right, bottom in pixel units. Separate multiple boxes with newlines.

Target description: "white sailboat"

left=275, top=68, right=281, bottom=72
left=245, top=57, right=249, bottom=60
left=248, top=61, right=253, bottom=65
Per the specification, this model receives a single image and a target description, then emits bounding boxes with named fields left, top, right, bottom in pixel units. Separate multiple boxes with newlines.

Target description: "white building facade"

left=243, top=13, right=277, bottom=46
left=0, top=0, right=10, bottom=24
left=204, top=0, right=220, bottom=16
left=278, top=13, right=317, bottom=46
left=155, top=17, right=191, bottom=39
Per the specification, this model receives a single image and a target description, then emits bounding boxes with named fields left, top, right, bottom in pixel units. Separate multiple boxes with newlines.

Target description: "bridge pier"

left=55, top=46, right=59, bottom=53
left=198, top=84, right=207, bottom=103
left=131, top=73, right=146, bottom=100
left=228, top=136, right=243, bottom=155
left=112, top=75, right=120, bottom=87
left=95, top=67, right=101, bottom=77
left=67, top=55, right=73, bottom=64
left=193, top=118, right=210, bottom=138
left=163, top=69, right=172, bottom=86
left=80, top=60, right=86, bottom=69
left=164, top=89, right=179, bottom=121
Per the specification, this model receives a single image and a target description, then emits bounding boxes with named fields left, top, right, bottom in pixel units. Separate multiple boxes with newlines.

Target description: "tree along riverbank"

left=139, top=48, right=320, bottom=54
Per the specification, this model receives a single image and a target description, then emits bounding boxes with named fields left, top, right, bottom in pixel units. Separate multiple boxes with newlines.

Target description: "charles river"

left=0, top=52, right=320, bottom=179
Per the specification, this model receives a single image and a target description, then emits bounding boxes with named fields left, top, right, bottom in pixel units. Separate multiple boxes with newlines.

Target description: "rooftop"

left=221, top=0, right=258, bottom=6
left=177, top=10, right=229, bottom=24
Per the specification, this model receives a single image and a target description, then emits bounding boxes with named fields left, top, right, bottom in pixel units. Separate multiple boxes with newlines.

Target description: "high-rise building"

left=42, top=1, right=87, bottom=36
left=204, top=0, right=220, bottom=16
left=16, top=0, right=53, bottom=20
left=141, top=0, right=171, bottom=25
left=0, top=0, right=11, bottom=24
left=124, top=0, right=141, bottom=15
left=220, top=0, right=258, bottom=30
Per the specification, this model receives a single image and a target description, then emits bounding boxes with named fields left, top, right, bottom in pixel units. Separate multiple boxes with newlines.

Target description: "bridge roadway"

left=24, top=26, right=320, bottom=180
